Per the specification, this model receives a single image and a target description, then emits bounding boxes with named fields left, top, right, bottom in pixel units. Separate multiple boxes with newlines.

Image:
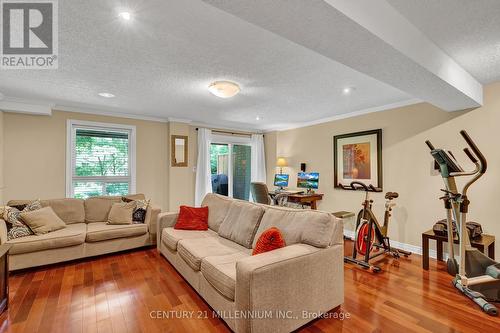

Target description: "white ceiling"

left=388, top=0, right=500, bottom=84
left=0, top=0, right=498, bottom=130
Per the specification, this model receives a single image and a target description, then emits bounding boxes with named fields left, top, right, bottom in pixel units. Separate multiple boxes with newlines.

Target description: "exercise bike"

left=341, top=181, right=411, bottom=272
left=426, top=130, right=500, bottom=316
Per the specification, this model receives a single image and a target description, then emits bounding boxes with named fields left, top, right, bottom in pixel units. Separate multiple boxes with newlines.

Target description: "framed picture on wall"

left=334, top=129, right=382, bottom=190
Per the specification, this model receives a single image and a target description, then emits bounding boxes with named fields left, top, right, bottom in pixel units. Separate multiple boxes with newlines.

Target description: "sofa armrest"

left=156, top=212, right=179, bottom=249
left=235, top=244, right=344, bottom=333
left=145, top=205, right=161, bottom=236
left=0, top=219, right=7, bottom=245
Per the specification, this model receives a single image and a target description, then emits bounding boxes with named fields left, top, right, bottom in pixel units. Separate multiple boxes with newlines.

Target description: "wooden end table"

left=422, top=229, right=495, bottom=270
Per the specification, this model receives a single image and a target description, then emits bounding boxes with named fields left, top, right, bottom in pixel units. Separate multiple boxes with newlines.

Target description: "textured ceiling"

left=1, top=0, right=497, bottom=130
left=388, top=0, right=500, bottom=84
left=0, top=0, right=412, bottom=130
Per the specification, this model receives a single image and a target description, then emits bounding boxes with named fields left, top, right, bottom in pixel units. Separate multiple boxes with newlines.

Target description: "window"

left=66, top=120, right=136, bottom=199
left=210, top=134, right=252, bottom=200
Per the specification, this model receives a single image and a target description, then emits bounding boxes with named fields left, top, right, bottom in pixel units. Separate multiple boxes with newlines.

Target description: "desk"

left=421, top=229, right=495, bottom=270
left=286, top=193, right=324, bottom=210
left=269, top=191, right=324, bottom=210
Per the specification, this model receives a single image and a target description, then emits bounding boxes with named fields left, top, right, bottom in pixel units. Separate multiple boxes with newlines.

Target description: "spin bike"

left=341, top=181, right=411, bottom=272
left=426, top=130, right=500, bottom=316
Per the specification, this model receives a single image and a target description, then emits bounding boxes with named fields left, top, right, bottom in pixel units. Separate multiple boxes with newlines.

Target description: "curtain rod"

left=195, top=128, right=264, bottom=138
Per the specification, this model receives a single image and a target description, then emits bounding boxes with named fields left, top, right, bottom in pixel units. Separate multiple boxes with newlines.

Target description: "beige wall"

left=0, top=111, right=3, bottom=204
left=3, top=110, right=169, bottom=210
left=264, top=131, right=277, bottom=186
left=270, top=81, right=500, bottom=259
left=168, top=122, right=197, bottom=210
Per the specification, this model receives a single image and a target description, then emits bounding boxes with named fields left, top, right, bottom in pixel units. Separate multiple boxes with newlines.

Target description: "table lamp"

left=276, top=157, right=287, bottom=174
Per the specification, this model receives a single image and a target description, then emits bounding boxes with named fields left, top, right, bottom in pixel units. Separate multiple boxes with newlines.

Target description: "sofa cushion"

left=161, top=227, right=217, bottom=251
left=177, top=237, right=249, bottom=271
left=40, top=198, right=85, bottom=224
left=201, top=252, right=250, bottom=301
left=218, top=201, right=265, bottom=249
left=122, top=193, right=146, bottom=202
left=107, top=202, right=136, bottom=225
left=20, top=207, right=67, bottom=235
left=252, top=227, right=286, bottom=255
left=201, top=194, right=232, bottom=232
left=4, top=200, right=42, bottom=240
left=252, top=207, right=335, bottom=248
left=86, top=222, right=148, bottom=242
left=175, top=206, right=209, bottom=230
left=84, top=196, right=122, bottom=223
left=7, top=223, right=87, bottom=255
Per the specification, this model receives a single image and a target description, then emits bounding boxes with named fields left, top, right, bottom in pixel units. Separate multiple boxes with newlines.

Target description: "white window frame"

left=66, top=119, right=136, bottom=197
left=211, top=134, right=251, bottom=199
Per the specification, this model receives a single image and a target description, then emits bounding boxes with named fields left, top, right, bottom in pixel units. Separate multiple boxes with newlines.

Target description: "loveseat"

left=0, top=194, right=160, bottom=271
left=157, top=193, right=344, bottom=333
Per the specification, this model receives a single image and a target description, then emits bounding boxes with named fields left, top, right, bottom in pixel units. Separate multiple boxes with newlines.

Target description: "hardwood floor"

left=1, top=244, right=499, bottom=333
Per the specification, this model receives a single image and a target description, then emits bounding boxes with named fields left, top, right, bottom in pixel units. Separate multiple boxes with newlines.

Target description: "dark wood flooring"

left=1, top=243, right=499, bottom=333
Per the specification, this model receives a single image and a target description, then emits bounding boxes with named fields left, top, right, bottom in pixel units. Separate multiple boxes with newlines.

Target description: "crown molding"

left=167, top=117, right=193, bottom=124
left=54, top=104, right=169, bottom=123
left=263, top=98, right=422, bottom=132
left=0, top=96, right=53, bottom=115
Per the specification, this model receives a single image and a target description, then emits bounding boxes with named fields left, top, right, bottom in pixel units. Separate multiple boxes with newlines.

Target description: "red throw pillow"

left=252, top=227, right=286, bottom=255
left=174, top=206, right=209, bottom=230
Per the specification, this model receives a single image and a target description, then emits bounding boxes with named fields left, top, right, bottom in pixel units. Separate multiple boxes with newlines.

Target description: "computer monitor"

left=297, top=172, right=319, bottom=189
left=274, top=174, right=289, bottom=188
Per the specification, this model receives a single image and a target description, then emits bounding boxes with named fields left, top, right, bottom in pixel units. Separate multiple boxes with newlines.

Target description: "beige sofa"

left=157, top=194, right=344, bottom=333
left=0, top=194, right=160, bottom=271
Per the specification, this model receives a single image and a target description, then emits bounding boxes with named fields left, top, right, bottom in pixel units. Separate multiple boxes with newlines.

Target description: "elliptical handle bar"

left=460, top=130, right=487, bottom=173
left=425, top=140, right=435, bottom=151
left=463, top=148, right=477, bottom=164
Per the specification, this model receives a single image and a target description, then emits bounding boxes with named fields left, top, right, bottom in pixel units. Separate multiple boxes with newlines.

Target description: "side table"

left=422, top=229, right=495, bottom=270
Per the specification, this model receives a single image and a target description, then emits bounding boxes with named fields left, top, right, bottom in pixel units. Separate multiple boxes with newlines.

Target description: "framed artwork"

left=334, top=129, right=382, bottom=190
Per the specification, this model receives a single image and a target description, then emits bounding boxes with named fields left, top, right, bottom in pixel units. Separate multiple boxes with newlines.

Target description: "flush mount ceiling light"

left=208, top=81, right=240, bottom=98
left=118, top=11, right=132, bottom=20
left=342, top=87, right=356, bottom=95
left=98, top=92, right=115, bottom=98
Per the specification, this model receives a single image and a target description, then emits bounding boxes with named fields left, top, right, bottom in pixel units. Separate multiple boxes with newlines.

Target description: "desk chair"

left=250, top=182, right=290, bottom=206
left=250, top=182, right=272, bottom=205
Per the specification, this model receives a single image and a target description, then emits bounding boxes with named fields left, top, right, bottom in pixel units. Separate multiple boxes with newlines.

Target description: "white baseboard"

left=343, top=229, right=445, bottom=260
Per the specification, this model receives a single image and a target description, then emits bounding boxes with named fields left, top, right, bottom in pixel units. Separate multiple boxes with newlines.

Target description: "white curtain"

left=251, top=134, right=267, bottom=183
left=195, top=128, right=212, bottom=206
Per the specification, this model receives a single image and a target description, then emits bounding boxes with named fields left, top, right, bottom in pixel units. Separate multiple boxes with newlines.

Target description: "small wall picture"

left=334, top=129, right=382, bottom=189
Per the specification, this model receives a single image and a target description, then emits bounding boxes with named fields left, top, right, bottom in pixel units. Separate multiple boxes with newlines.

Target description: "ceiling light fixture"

left=256, top=116, right=261, bottom=121
left=342, top=87, right=356, bottom=95
left=208, top=81, right=240, bottom=98
left=98, top=92, right=115, bottom=98
left=119, top=11, right=131, bottom=21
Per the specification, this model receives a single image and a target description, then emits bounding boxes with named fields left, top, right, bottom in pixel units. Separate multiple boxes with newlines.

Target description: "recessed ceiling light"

left=256, top=116, right=261, bottom=121
left=342, top=87, right=356, bottom=95
left=208, top=81, right=240, bottom=98
left=119, top=11, right=131, bottom=21
left=98, top=92, right=115, bottom=98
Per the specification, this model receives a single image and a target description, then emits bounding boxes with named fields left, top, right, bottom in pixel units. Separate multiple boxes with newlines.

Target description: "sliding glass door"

left=210, top=143, right=251, bottom=200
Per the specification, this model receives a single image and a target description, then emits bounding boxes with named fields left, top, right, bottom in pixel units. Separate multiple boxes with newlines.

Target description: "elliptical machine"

left=341, top=181, right=411, bottom=272
left=426, top=130, right=500, bottom=316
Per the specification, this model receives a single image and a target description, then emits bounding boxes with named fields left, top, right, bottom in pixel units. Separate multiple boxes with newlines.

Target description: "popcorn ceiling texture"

left=0, top=0, right=410, bottom=131
left=388, top=0, right=500, bottom=84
